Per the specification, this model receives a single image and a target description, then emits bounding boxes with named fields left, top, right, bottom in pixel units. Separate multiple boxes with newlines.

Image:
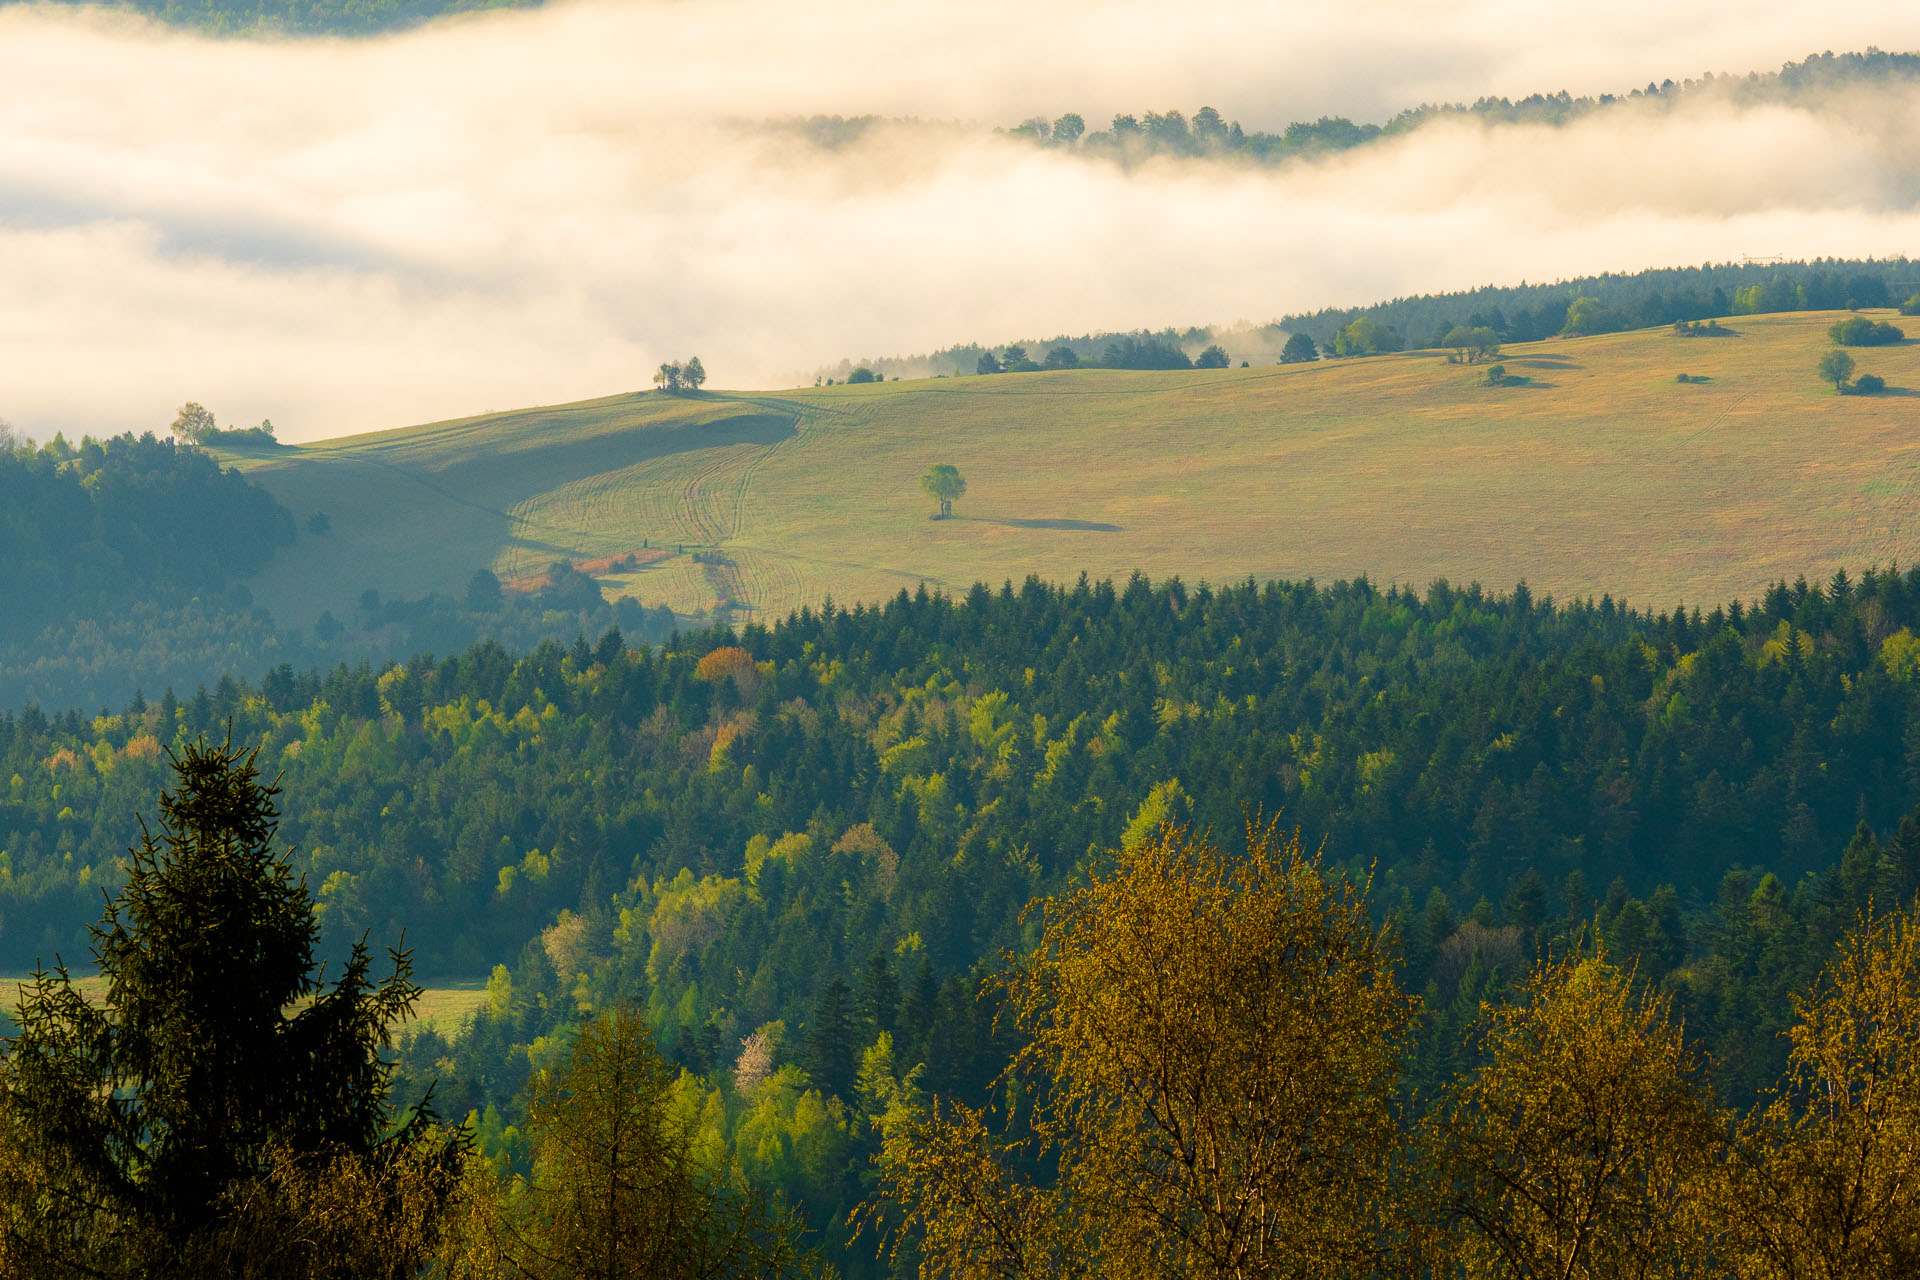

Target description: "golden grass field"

left=2, top=976, right=489, bottom=1039
left=221, top=311, right=1920, bottom=624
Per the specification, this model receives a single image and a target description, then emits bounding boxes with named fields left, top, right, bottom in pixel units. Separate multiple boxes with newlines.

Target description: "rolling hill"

left=221, top=310, right=1920, bottom=631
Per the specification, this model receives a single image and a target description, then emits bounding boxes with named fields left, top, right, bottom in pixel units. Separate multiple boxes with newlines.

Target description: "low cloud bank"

left=4, top=1, right=1920, bottom=440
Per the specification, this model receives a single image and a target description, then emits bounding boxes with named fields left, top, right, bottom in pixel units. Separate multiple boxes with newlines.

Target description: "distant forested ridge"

left=1006, top=49, right=1920, bottom=167
left=827, top=255, right=1918, bottom=382
left=0, top=430, right=674, bottom=709
left=1281, top=256, right=1917, bottom=356
left=36, top=0, right=535, bottom=34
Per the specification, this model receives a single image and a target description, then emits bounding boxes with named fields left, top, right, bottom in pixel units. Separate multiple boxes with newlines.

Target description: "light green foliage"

left=880, top=735, right=933, bottom=779
left=1333, top=315, right=1403, bottom=356
left=1560, top=296, right=1624, bottom=336
left=745, top=832, right=814, bottom=884
left=1881, top=628, right=1920, bottom=682
left=1120, top=779, right=1189, bottom=849
left=921, top=463, right=967, bottom=518
left=647, top=870, right=750, bottom=982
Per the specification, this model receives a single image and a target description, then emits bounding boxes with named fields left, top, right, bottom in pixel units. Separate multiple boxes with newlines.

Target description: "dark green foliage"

left=1014, top=51, right=1920, bottom=169
left=1100, top=335, right=1192, bottom=369
left=1901, top=294, right=1920, bottom=317
left=0, top=431, right=292, bottom=643
left=846, top=368, right=879, bottom=385
left=1829, top=316, right=1904, bottom=346
left=801, top=974, right=857, bottom=1101
left=1194, top=343, right=1230, bottom=368
left=465, top=568, right=504, bottom=612
left=64, top=0, right=542, bottom=36
left=1041, top=345, right=1080, bottom=371
left=7, top=567, right=1920, bottom=1273
left=1282, top=257, right=1914, bottom=355
left=856, top=950, right=899, bottom=1037
left=1849, top=372, right=1887, bottom=395
left=0, top=738, right=457, bottom=1272
left=1279, top=331, right=1319, bottom=364
left=974, top=351, right=1002, bottom=375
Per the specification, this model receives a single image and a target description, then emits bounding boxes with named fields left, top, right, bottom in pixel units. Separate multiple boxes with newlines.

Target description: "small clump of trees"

left=1829, top=316, right=1904, bottom=347
left=1442, top=325, right=1501, bottom=363
left=974, top=335, right=1204, bottom=374
left=169, top=402, right=280, bottom=448
left=653, top=357, right=708, bottom=393
left=1280, top=331, right=1319, bottom=363
left=1817, top=350, right=1888, bottom=395
left=1333, top=315, right=1404, bottom=357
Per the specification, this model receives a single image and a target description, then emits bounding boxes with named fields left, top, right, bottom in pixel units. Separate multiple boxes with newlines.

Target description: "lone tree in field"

left=683, top=356, right=707, bottom=391
left=921, top=463, right=966, bottom=519
left=1818, top=348, right=1856, bottom=393
left=0, top=738, right=463, bottom=1276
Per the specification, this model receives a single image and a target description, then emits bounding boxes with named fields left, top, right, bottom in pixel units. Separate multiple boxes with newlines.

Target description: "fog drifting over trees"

left=5, top=1, right=1920, bottom=439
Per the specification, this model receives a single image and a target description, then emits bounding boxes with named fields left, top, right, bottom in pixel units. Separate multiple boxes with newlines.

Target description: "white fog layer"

left=4, top=0, right=1920, bottom=440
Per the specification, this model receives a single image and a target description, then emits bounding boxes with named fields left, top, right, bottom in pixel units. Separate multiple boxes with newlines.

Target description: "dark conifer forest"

left=10, top=563, right=1920, bottom=1271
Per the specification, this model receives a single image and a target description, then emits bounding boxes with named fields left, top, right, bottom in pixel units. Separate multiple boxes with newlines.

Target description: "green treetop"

left=920, top=463, right=966, bottom=518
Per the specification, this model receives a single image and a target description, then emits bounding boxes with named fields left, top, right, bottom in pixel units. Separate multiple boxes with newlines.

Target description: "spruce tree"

left=0, top=737, right=459, bottom=1276
left=802, top=972, right=857, bottom=1100
left=856, top=949, right=900, bottom=1037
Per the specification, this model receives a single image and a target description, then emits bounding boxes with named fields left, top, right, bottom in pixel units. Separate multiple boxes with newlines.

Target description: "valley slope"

left=223, top=310, right=1920, bottom=628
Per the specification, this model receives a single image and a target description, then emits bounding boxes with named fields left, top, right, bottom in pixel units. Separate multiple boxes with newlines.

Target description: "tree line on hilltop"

left=1284, top=257, right=1916, bottom=359
left=829, top=255, right=1920, bottom=382
left=1000, top=50, right=1920, bottom=169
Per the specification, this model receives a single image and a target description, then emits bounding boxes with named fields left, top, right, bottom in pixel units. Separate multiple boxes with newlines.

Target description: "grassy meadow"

left=220, top=311, right=1920, bottom=625
left=1, top=975, right=490, bottom=1040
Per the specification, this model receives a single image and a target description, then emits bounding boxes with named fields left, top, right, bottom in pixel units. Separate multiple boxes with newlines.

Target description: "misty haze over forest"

left=4, top=1, right=1920, bottom=439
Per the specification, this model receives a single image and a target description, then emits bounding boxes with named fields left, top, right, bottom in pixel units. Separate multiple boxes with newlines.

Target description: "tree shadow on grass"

left=970, top=517, right=1124, bottom=532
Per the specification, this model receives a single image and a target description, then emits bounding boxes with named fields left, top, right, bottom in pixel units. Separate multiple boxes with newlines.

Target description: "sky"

left=4, top=0, right=1920, bottom=441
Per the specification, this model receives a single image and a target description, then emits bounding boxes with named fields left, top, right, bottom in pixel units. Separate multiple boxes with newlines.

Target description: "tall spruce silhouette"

left=0, top=736, right=456, bottom=1273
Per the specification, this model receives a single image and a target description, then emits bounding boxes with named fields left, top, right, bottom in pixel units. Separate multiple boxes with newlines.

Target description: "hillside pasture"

left=221, top=312, right=1920, bottom=625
